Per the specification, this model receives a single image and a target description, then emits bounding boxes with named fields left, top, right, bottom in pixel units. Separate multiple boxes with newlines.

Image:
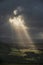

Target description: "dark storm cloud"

left=0, top=0, right=43, bottom=43
left=0, top=0, right=5, bottom=2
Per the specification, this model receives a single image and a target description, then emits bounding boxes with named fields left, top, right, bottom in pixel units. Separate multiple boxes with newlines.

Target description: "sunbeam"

left=9, top=8, right=37, bottom=50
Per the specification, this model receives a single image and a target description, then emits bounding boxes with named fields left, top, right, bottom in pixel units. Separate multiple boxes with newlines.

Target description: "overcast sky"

left=0, top=0, right=43, bottom=45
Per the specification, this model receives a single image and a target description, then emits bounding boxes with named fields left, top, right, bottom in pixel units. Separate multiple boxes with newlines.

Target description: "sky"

left=0, top=0, right=43, bottom=48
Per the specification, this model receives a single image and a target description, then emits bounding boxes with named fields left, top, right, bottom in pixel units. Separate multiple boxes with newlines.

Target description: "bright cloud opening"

left=9, top=6, right=38, bottom=50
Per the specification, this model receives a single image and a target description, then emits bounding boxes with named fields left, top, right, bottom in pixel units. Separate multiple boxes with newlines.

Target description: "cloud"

left=0, top=0, right=5, bottom=3
left=0, top=0, right=43, bottom=44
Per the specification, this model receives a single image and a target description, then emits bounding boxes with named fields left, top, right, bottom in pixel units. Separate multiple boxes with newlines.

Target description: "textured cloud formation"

left=0, top=0, right=43, bottom=45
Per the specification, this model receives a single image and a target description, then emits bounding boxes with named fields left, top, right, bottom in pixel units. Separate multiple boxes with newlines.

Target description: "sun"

left=9, top=15, right=25, bottom=29
left=9, top=17, right=20, bottom=27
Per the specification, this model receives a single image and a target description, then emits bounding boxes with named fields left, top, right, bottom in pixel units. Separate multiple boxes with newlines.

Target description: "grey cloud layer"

left=0, top=0, right=43, bottom=43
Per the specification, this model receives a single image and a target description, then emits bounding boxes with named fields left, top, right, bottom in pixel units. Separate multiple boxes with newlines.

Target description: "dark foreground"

left=0, top=52, right=43, bottom=65
left=0, top=43, right=43, bottom=65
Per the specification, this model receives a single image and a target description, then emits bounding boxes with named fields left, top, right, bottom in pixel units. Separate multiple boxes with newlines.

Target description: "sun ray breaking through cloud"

left=9, top=6, right=37, bottom=50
